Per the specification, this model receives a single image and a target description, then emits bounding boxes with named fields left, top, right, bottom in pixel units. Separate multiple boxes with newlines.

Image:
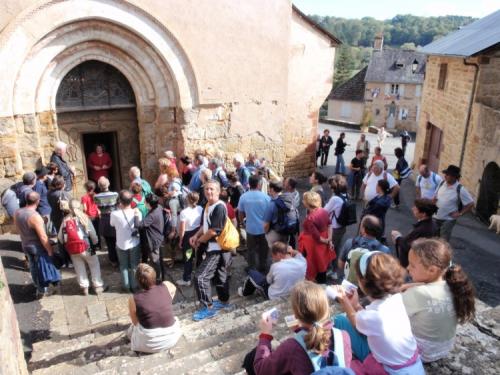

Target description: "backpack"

left=273, top=194, right=299, bottom=235
left=417, top=172, right=438, bottom=188
left=437, top=181, right=463, bottom=211
left=162, top=209, right=172, bottom=237
left=332, top=194, right=357, bottom=227
left=294, top=328, right=353, bottom=374
left=62, top=218, right=89, bottom=255
left=1, top=186, right=19, bottom=218
left=132, top=195, right=148, bottom=218
left=206, top=202, right=240, bottom=251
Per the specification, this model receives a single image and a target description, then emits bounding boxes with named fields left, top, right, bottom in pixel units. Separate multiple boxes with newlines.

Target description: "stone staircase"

left=25, top=250, right=500, bottom=375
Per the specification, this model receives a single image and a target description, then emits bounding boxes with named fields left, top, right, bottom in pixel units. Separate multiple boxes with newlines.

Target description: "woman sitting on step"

left=127, top=263, right=182, bottom=353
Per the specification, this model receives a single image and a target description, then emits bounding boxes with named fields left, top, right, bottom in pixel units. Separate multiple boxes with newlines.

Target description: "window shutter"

left=399, top=84, right=405, bottom=96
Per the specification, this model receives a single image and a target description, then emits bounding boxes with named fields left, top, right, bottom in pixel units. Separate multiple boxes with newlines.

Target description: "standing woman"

left=47, top=175, right=69, bottom=235
left=299, top=192, right=335, bottom=284
left=392, top=147, right=412, bottom=209
left=309, top=172, right=327, bottom=207
left=94, top=177, right=119, bottom=267
left=179, top=156, right=195, bottom=186
left=164, top=150, right=180, bottom=180
left=87, top=144, right=112, bottom=185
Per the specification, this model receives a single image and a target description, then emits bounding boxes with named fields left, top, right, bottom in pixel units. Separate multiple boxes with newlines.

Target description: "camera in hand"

left=131, top=229, right=140, bottom=238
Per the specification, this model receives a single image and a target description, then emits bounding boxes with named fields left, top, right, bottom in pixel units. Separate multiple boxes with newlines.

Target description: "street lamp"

left=412, top=59, right=419, bottom=73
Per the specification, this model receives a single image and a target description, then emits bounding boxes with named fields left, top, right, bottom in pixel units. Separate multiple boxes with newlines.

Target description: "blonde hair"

left=158, top=158, right=169, bottom=174
left=303, top=191, right=321, bottom=209
left=291, top=281, right=331, bottom=354
left=97, top=176, right=110, bottom=191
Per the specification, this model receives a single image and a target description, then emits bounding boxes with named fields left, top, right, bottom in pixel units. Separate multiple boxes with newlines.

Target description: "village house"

left=414, top=10, right=500, bottom=221
left=327, top=35, right=425, bottom=132
left=0, top=1, right=340, bottom=198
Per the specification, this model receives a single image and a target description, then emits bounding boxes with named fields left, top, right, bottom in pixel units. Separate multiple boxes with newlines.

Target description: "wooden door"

left=425, top=123, right=442, bottom=172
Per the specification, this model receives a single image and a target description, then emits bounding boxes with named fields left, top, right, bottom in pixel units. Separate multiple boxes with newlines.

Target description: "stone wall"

left=413, top=53, right=500, bottom=198
left=0, top=258, right=29, bottom=375
left=364, top=82, right=422, bottom=132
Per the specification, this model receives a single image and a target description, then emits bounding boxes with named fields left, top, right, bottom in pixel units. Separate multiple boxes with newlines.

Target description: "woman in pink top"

left=298, top=191, right=335, bottom=284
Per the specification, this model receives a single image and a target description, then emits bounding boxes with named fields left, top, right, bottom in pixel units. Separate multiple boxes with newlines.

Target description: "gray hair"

left=129, top=166, right=141, bottom=178
left=233, top=153, right=244, bottom=165
left=210, top=158, right=224, bottom=168
left=97, top=176, right=110, bottom=191
left=373, top=160, right=384, bottom=170
left=55, top=141, right=67, bottom=152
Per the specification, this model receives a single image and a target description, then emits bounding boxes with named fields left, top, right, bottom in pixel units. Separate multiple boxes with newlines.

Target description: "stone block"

left=0, top=117, right=16, bottom=136
left=106, top=296, right=130, bottom=319
left=87, top=302, right=109, bottom=325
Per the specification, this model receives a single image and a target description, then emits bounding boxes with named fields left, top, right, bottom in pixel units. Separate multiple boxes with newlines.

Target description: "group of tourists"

left=5, top=128, right=478, bottom=373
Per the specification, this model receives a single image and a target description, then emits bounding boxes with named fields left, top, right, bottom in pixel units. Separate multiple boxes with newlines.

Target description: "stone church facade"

left=0, top=0, right=339, bottom=195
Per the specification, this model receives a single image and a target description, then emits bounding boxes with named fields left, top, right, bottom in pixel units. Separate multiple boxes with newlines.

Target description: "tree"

left=333, top=46, right=355, bottom=88
left=401, top=42, right=416, bottom=50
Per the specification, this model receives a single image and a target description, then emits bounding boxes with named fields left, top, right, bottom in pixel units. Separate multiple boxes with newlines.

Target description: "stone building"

left=0, top=0, right=339, bottom=196
left=327, top=35, right=425, bottom=132
left=414, top=10, right=500, bottom=221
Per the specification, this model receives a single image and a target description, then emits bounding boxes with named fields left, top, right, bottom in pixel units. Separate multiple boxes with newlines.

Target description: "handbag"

left=122, top=209, right=140, bottom=238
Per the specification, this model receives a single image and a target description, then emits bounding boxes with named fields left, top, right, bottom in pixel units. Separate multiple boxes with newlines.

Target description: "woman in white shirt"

left=176, top=192, right=203, bottom=286
left=334, top=252, right=425, bottom=375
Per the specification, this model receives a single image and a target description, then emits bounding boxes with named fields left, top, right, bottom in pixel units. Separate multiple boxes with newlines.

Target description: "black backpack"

left=333, top=194, right=357, bottom=227
left=273, top=194, right=299, bottom=235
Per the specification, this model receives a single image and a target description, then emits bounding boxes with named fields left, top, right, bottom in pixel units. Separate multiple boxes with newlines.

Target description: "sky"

left=292, top=0, right=499, bottom=19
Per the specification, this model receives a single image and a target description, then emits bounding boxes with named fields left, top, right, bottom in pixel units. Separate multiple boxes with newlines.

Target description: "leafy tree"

left=334, top=46, right=355, bottom=87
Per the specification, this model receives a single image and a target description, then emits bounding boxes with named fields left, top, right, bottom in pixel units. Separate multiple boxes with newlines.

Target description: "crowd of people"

left=3, top=128, right=479, bottom=373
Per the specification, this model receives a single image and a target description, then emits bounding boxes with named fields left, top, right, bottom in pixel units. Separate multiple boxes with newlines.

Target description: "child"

left=175, top=192, right=202, bottom=286
left=403, top=238, right=475, bottom=362
left=238, top=241, right=306, bottom=300
left=246, top=280, right=353, bottom=375
left=334, top=252, right=425, bottom=375
left=81, top=180, right=100, bottom=250
left=220, top=189, right=237, bottom=228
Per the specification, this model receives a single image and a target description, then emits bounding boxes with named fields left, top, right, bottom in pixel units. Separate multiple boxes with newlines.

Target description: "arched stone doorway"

left=56, top=61, right=140, bottom=195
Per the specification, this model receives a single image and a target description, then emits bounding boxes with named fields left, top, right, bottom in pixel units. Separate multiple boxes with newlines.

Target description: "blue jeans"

left=26, top=251, right=44, bottom=293
left=117, top=245, right=141, bottom=291
left=334, top=313, right=371, bottom=361
left=335, top=154, right=346, bottom=174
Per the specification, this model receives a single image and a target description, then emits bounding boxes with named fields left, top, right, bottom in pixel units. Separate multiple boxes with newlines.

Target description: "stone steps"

left=31, top=295, right=293, bottom=375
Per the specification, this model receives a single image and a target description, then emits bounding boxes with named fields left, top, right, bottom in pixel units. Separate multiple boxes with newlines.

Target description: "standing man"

left=415, top=164, right=442, bottom=199
left=209, top=158, right=229, bottom=188
left=190, top=180, right=232, bottom=321
left=433, top=165, right=474, bottom=241
left=334, top=132, right=348, bottom=175
left=348, top=150, right=365, bottom=200
left=238, top=175, right=271, bottom=273
left=233, top=154, right=251, bottom=191
left=50, top=141, right=75, bottom=192
left=319, top=129, right=334, bottom=168
left=15, top=172, right=36, bottom=207
left=400, top=129, right=411, bottom=157
left=361, top=160, right=399, bottom=204
left=14, top=191, right=60, bottom=297
left=356, top=133, right=370, bottom=166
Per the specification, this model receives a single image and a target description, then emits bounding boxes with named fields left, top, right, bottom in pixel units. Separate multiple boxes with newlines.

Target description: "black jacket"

left=50, top=152, right=73, bottom=192
left=335, top=138, right=347, bottom=155
left=396, top=218, right=439, bottom=267
left=139, top=206, right=164, bottom=250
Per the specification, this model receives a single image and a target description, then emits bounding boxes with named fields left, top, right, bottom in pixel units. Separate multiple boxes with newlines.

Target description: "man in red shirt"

left=87, top=144, right=112, bottom=183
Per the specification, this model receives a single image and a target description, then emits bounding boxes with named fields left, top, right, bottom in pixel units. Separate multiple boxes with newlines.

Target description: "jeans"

left=117, top=245, right=141, bottom=291
left=335, top=154, right=346, bottom=174
left=334, top=314, right=370, bottom=362
left=70, top=250, right=104, bottom=288
left=393, top=178, right=403, bottom=205
left=246, top=233, right=270, bottom=274
left=26, top=251, right=44, bottom=293
left=434, top=219, right=457, bottom=242
left=320, top=148, right=330, bottom=167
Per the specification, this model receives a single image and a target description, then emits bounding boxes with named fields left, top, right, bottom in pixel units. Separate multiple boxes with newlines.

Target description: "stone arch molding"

left=0, top=0, right=199, bottom=117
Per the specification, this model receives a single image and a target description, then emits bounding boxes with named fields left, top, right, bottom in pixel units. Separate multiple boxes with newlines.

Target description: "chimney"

left=374, top=33, right=384, bottom=51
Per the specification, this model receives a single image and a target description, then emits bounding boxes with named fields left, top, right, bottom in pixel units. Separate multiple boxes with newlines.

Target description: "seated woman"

left=299, top=191, right=335, bottom=284
left=391, top=199, right=439, bottom=267
left=128, top=263, right=182, bottom=353
left=334, top=252, right=425, bottom=375
left=403, top=238, right=475, bottom=363
left=245, top=280, right=353, bottom=375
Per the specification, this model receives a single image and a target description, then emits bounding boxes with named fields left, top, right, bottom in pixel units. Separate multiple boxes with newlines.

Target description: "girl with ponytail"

left=404, top=238, right=475, bottom=362
left=249, top=281, right=353, bottom=375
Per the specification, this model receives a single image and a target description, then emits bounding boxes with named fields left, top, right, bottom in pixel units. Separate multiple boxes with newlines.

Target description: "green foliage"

left=334, top=46, right=355, bottom=87
left=309, top=14, right=475, bottom=48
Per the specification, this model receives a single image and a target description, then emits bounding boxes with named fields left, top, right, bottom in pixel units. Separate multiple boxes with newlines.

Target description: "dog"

left=489, top=214, right=500, bottom=234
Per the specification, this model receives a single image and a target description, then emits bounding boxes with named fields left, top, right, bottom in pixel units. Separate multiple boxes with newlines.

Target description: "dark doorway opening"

left=82, top=132, right=121, bottom=191
left=476, top=162, right=500, bottom=223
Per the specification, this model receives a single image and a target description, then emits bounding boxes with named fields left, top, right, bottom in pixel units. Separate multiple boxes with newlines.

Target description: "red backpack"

left=63, top=218, right=88, bottom=255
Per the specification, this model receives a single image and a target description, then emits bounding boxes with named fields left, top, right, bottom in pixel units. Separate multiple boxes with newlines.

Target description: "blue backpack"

left=294, top=328, right=354, bottom=375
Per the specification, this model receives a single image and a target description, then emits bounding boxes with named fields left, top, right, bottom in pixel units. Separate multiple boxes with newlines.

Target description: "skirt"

left=127, top=318, right=182, bottom=353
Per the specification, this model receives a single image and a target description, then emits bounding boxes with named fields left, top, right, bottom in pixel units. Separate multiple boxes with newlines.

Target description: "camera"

left=131, top=229, right=140, bottom=238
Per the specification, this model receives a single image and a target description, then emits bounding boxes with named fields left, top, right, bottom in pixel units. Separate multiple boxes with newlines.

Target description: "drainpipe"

left=459, top=58, right=480, bottom=169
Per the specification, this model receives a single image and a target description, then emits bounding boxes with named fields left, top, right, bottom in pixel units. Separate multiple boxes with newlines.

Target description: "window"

left=415, top=85, right=422, bottom=97
left=438, top=63, right=447, bottom=90
left=340, top=102, right=352, bottom=118
left=391, top=84, right=399, bottom=95
left=399, top=108, right=408, bottom=120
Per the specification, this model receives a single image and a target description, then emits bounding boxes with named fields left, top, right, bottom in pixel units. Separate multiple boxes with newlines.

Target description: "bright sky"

left=293, top=0, right=499, bottom=19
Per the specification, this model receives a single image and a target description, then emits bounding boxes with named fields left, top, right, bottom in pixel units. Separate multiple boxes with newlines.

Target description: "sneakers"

left=192, top=306, right=218, bottom=321
left=176, top=279, right=191, bottom=287
left=238, top=286, right=244, bottom=297
left=212, top=300, right=233, bottom=311
left=391, top=203, right=399, bottom=209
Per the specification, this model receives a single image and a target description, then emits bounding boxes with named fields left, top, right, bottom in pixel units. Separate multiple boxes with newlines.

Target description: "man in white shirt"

left=238, top=241, right=306, bottom=300
left=110, top=190, right=142, bottom=292
left=415, top=164, right=442, bottom=199
left=433, top=165, right=474, bottom=241
left=361, top=160, right=399, bottom=203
